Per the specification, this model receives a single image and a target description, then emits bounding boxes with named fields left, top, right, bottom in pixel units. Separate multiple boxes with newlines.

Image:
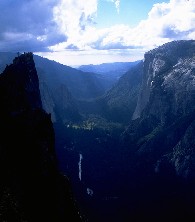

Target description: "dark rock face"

left=0, top=53, right=42, bottom=113
left=0, top=53, right=81, bottom=221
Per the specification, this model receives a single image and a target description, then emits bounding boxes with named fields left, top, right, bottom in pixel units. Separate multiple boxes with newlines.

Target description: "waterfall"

left=78, top=154, right=83, bottom=181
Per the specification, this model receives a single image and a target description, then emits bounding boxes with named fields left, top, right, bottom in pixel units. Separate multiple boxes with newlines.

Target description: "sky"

left=0, top=0, right=195, bottom=66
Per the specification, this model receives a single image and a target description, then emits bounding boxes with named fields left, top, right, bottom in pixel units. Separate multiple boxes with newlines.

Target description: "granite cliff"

left=122, top=40, right=195, bottom=221
left=126, top=41, right=195, bottom=175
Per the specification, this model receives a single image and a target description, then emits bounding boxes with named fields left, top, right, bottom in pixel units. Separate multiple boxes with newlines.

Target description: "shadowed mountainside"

left=0, top=53, right=82, bottom=222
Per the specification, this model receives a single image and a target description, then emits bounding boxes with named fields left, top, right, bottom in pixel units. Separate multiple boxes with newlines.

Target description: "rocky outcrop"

left=127, top=40, right=194, bottom=136
left=0, top=53, right=81, bottom=221
left=125, top=40, right=195, bottom=175
left=133, top=40, right=195, bottom=122
left=122, top=41, right=195, bottom=176
left=0, top=53, right=42, bottom=113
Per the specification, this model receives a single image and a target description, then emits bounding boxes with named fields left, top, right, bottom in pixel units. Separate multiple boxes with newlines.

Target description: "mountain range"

left=78, top=61, right=140, bottom=88
left=0, top=40, right=195, bottom=221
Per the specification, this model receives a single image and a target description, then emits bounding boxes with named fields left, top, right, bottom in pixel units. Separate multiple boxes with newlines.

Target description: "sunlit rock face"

left=133, top=40, right=195, bottom=124
left=124, top=40, right=195, bottom=178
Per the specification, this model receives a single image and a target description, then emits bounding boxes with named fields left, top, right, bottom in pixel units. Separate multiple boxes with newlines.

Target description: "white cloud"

left=114, top=0, right=120, bottom=14
left=53, top=0, right=97, bottom=48
left=106, top=0, right=195, bottom=49
left=0, top=0, right=194, bottom=65
left=51, top=0, right=195, bottom=53
left=44, top=0, right=195, bottom=65
left=105, top=0, right=120, bottom=14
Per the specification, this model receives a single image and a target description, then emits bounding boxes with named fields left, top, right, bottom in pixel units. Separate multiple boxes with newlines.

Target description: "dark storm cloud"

left=161, top=25, right=194, bottom=40
left=0, top=0, right=67, bottom=52
left=0, top=32, right=67, bottom=52
left=66, top=44, right=80, bottom=50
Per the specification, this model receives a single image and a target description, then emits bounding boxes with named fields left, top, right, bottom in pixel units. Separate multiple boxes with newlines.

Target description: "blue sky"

left=96, top=0, right=169, bottom=28
left=0, top=0, right=194, bottom=66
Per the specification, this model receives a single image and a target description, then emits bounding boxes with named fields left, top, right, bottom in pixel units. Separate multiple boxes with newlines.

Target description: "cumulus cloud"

left=0, top=0, right=99, bottom=52
left=103, top=0, right=194, bottom=49
left=50, top=0, right=195, bottom=54
left=147, top=0, right=195, bottom=39
left=52, top=0, right=98, bottom=50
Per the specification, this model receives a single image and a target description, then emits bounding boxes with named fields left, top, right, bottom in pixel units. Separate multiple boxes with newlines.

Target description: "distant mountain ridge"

left=78, top=61, right=140, bottom=75
left=78, top=61, right=140, bottom=89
